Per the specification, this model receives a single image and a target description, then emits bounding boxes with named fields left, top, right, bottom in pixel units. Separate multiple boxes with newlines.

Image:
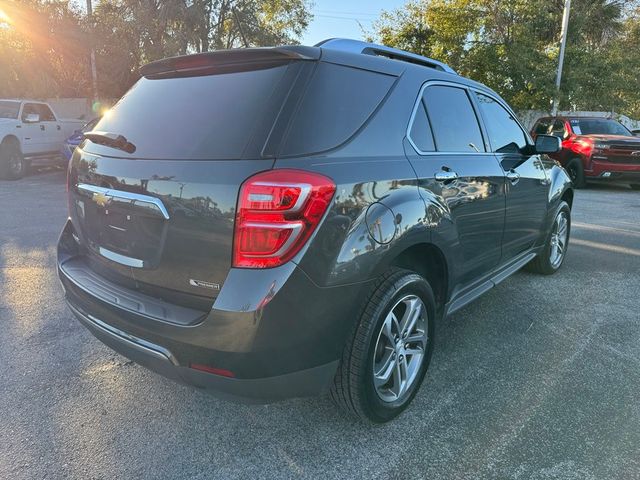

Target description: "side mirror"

left=24, top=113, right=40, bottom=123
left=535, top=134, right=561, bottom=154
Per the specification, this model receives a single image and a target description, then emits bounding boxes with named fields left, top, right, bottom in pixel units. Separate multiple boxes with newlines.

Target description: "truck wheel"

left=0, top=140, right=27, bottom=180
left=630, top=184, right=640, bottom=191
left=566, top=158, right=585, bottom=188
left=330, top=268, right=435, bottom=423
left=526, top=201, right=571, bottom=275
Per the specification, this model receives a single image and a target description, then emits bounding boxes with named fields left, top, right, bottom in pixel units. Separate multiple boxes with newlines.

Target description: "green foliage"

left=0, top=0, right=311, bottom=99
left=371, top=0, right=640, bottom=117
left=0, top=1, right=90, bottom=98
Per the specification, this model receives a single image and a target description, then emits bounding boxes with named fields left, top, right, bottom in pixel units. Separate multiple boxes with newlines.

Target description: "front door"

left=35, top=103, right=60, bottom=152
left=20, top=103, right=46, bottom=155
left=405, top=83, right=506, bottom=288
left=473, top=92, right=549, bottom=260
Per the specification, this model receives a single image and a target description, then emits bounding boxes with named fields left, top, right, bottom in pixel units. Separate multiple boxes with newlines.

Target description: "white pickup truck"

left=0, top=99, right=85, bottom=180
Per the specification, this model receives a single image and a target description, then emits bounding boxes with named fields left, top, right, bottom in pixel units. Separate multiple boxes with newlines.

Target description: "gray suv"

left=57, top=39, right=572, bottom=423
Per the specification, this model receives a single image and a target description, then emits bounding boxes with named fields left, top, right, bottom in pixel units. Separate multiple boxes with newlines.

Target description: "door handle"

left=434, top=170, right=459, bottom=182
left=57, top=125, right=61, bottom=130
left=40, top=125, right=45, bottom=131
left=506, top=170, right=520, bottom=184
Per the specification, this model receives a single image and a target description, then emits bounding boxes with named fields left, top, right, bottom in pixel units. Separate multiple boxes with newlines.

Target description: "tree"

left=0, top=0, right=89, bottom=98
left=370, top=0, right=640, bottom=117
left=91, top=0, right=312, bottom=97
left=0, top=0, right=312, bottom=99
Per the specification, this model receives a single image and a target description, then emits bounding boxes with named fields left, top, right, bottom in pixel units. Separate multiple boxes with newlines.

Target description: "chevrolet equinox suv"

left=58, top=39, right=573, bottom=423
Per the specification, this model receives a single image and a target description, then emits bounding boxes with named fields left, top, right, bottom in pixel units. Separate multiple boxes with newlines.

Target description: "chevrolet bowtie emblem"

left=92, top=191, right=111, bottom=208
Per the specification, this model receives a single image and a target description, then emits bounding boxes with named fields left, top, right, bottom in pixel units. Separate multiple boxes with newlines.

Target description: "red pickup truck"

left=531, top=116, right=640, bottom=189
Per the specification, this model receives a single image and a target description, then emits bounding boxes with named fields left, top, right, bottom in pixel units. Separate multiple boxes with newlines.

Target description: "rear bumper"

left=66, top=301, right=338, bottom=402
left=58, top=219, right=366, bottom=402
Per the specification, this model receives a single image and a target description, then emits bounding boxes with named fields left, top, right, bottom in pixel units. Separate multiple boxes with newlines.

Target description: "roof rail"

left=315, top=38, right=456, bottom=74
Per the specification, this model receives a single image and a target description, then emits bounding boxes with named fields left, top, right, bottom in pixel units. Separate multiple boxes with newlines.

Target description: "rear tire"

left=566, top=158, right=586, bottom=189
left=526, top=201, right=571, bottom=275
left=330, top=268, right=436, bottom=423
left=0, top=140, right=27, bottom=180
left=630, top=184, right=640, bottom=191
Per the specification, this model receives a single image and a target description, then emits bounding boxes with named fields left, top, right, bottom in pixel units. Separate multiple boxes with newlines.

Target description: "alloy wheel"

left=550, top=210, right=569, bottom=268
left=372, top=294, right=428, bottom=403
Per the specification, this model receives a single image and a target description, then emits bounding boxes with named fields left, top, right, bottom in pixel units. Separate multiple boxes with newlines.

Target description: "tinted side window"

left=475, top=93, right=527, bottom=153
left=0, top=101, right=20, bottom=119
left=22, top=103, right=39, bottom=121
left=423, top=85, right=484, bottom=153
left=281, top=63, right=396, bottom=156
left=534, top=119, right=550, bottom=135
left=409, top=99, right=435, bottom=152
left=37, top=104, right=56, bottom=122
left=551, top=119, right=566, bottom=138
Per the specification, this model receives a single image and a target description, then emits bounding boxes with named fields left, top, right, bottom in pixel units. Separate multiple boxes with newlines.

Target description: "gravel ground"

left=1, top=167, right=639, bottom=480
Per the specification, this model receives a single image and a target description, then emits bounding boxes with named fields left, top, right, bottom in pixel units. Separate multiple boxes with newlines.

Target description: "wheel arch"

left=561, top=187, right=574, bottom=210
left=1, top=134, right=21, bottom=148
left=387, top=242, right=448, bottom=310
left=548, top=162, right=573, bottom=206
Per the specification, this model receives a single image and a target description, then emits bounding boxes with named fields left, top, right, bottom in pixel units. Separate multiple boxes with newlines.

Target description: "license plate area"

left=75, top=184, right=170, bottom=269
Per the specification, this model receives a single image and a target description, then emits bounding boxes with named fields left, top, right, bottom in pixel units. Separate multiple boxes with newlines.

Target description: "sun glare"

left=0, top=9, right=10, bottom=24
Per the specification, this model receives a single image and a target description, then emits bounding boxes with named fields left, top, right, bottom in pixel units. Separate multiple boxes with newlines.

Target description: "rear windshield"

left=86, top=64, right=291, bottom=159
left=570, top=118, right=632, bottom=136
left=0, top=101, right=20, bottom=119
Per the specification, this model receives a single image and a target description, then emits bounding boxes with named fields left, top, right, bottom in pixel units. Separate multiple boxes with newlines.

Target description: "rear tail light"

left=233, top=169, right=336, bottom=268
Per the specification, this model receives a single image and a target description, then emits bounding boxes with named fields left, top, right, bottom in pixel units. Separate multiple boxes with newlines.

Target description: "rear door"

left=405, top=82, right=506, bottom=288
left=68, top=55, right=309, bottom=305
left=473, top=92, right=549, bottom=260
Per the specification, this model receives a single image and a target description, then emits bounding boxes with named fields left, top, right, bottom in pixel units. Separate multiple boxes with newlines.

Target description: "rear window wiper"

left=84, top=131, right=136, bottom=154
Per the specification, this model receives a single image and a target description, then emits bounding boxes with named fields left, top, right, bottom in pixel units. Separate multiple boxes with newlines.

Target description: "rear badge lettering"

left=189, top=279, right=220, bottom=291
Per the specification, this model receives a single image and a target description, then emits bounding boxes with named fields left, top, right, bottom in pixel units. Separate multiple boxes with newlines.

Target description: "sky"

left=301, top=0, right=407, bottom=46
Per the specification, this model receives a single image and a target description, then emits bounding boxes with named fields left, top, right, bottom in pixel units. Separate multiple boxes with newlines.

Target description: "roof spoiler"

left=140, top=46, right=320, bottom=77
left=315, top=38, right=456, bottom=74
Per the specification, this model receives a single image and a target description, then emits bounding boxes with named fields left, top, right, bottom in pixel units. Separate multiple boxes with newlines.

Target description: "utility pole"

left=86, top=0, right=99, bottom=106
left=232, top=8, right=249, bottom=47
left=552, top=0, right=571, bottom=116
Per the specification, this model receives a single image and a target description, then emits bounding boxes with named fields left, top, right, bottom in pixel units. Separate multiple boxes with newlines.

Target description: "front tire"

left=330, top=268, right=436, bottom=423
left=566, top=158, right=586, bottom=189
left=0, top=141, right=27, bottom=180
left=526, top=201, right=571, bottom=275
